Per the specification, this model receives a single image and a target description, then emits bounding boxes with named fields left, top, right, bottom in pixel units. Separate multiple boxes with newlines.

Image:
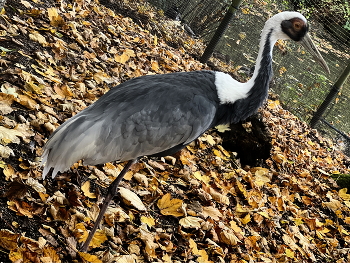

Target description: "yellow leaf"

left=293, top=218, right=304, bottom=226
left=235, top=180, right=247, bottom=198
left=204, top=134, right=216, bottom=145
left=9, top=248, right=24, bottom=262
left=212, top=149, right=227, bottom=160
left=78, top=252, right=102, bottom=263
left=162, top=254, right=172, bottom=263
left=189, top=239, right=213, bottom=263
left=229, top=220, right=241, bottom=231
left=324, top=156, right=333, bottom=164
left=241, top=214, right=251, bottom=225
left=115, top=53, right=129, bottom=64
left=81, top=181, right=97, bottom=199
left=279, top=66, right=287, bottom=75
left=236, top=203, right=251, bottom=213
left=157, top=193, right=184, bottom=217
left=47, top=7, right=65, bottom=27
left=16, top=94, right=38, bottom=110
left=115, top=255, right=135, bottom=263
left=74, top=223, right=88, bottom=243
left=141, top=216, right=155, bottom=227
left=218, top=145, right=230, bottom=157
left=179, top=216, right=203, bottom=229
left=90, top=230, right=108, bottom=248
left=285, top=248, right=295, bottom=258
left=219, top=229, right=238, bottom=246
left=151, top=60, right=159, bottom=72
left=344, top=217, right=350, bottom=224
left=202, top=206, right=222, bottom=220
left=93, top=71, right=110, bottom=84
left=3, top=164, right=15, bottom=180
left=253, top=167, right=271, bottom=187
left=42, top=247, right=61, bottom=263
left=193, top=171, right=210, bottom=185
left=0, top=229, right=20, bottom=250
left=29, top=31, right=48, bottom=46
left=114, top=49, right=135, bottom=64
left=209, top=188, right=230, bottom=205
left=258, top=211, right=270, bottom=219
left=215, top=124, right=231, bottom=133
left=242, top=8, right=250, bottom=14
left=339, top=188, right=350, bottom=201
left=24, top=81, right=43, bottom=94
left=119, top=187, right=146, bottom=211
left=323, top=199, right=342, bottom=212
left=0, top=126, right=22, bottom=144
left=267, top=99, right=280, bottom=110
left=272, top=152, right=287, bottom=164
left=189, top=238, right=199, bottom=254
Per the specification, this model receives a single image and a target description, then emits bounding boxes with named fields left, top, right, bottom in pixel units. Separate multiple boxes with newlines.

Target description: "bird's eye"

left=294, top=22, right=301, bottom=30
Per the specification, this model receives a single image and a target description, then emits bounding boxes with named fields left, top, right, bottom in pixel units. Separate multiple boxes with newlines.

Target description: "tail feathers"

left=41, top=148, right=73, bottom=179
left=41, top=115, right=99, bottom=179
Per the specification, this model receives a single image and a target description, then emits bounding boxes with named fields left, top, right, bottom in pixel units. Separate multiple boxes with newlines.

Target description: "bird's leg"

left=80, top=159, right=138, bottom=252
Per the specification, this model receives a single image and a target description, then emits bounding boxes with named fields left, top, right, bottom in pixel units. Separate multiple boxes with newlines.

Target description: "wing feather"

left=42, top=71, right=218, bottom=178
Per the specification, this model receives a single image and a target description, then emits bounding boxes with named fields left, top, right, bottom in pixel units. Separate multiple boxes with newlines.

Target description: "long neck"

left=234, top=27, right=276, bottom=121
left=215, top=27, right=278, bottom=125
left=248, top=27, right=275, bottom=86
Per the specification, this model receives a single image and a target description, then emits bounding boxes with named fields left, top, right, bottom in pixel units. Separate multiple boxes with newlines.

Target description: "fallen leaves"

left=0, top=230, right=20, bottom=251
left=0, top=0, right=349, bottom=262
left=119, top=187, right=146, bottom=211
left=81, top=181, right=97, bottom=199
left=157, top=193, right=184, bottom=217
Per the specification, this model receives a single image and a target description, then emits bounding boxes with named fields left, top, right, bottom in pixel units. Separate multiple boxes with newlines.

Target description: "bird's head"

left=266, top=11, right=330, bottom=74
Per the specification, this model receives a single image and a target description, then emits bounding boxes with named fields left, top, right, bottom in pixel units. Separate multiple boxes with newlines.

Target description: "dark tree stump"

left=221, top=114, right=272, bottom=167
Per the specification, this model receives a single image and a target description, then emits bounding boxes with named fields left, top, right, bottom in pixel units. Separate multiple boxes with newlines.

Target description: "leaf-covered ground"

left=0, top=0, right=350, bottom=262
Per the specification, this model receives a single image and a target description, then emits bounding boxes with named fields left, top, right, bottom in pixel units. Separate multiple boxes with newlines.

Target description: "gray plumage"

left=42, top=71, right=220, bottom=178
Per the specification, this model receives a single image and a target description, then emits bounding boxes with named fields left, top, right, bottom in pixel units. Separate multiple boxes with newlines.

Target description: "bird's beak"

left=299, top=33, right=330, bottom=74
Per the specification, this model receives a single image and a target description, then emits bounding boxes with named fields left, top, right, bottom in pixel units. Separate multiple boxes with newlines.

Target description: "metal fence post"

left=199, top=0, right=242, bottom=64
left=310, top=61, right=350, bottom=128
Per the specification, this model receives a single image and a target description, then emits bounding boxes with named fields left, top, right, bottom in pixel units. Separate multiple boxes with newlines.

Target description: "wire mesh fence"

left=147, top=0, right=350, bottom=156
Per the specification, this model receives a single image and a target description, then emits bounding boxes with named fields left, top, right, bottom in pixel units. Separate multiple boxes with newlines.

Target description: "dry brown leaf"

left=339, top=188, right=350, bottom=201
left=141, top=216, right=155, bottom=227
left=81, top=180, right=97, bottom=199
left=0, top=229, right=20, bottom=250
left=219, top=228, right=238, bottom=246
left=0, top=145, right=14, bottom=158
left=179, top=216, right=203, bottom=229
left=157, top=193, right=184, bottom=217
left=16, top=94, right=38, bottom=110
left=90, top=230, right=108, bottom=248
left=29, top=31, right=48, bottom=46
left=47, top=7, right=65, bottom=27
left=42, top=246, right=61, bottom=263
left=189, top=238, right=213, bottom=263
left=105, top=206, right=129, bottom=225
left=139, top=228, right=158, bottom=258
left=118, top=187, right=146, bottom=211
left=115, top=49, right=135, bottom=64
left=202, top=206, right=222, bottom=220
left=78, top=252, right=102, bottom=263
left=208, top=188, right=230, bottom=205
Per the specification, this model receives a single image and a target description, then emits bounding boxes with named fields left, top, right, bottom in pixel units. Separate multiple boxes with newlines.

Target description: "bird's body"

left=42, top=15, right=279, bottom=177
left=43, top=66, right=275, bottom=178
left=41, top=11, right=329, bottom=251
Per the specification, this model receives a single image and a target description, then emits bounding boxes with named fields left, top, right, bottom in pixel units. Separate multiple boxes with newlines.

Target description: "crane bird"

left=41, top=11, right=329, bottom=251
